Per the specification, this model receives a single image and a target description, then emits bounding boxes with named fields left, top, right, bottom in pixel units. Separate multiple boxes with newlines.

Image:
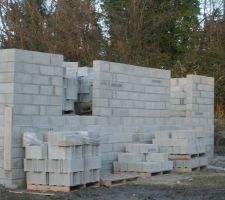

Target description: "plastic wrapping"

left=23, top=132, right=44, bottom=146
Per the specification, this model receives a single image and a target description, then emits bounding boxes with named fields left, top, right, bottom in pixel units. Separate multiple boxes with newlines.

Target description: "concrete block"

left=161, top=161, right=173, bottom=171
left=199, top=156, right=208, bottom=166
left=145, top=153, right=168, bottom=162
left=94, top=72, right=112, bottom=81
left=140, top=162, right=162, bottom=173
left=0, top=83, right=14, bottom=93
left=84, top=169, right=100, bottom=183
left=14, top=84, right=39, bottom=94
left=85, top=156, right=101, bottom=170
left=25, top=145, right=47, bottom=159
left=116, top=74, right=129, bottom=83
left=40, top=86, right=54, bottom=95
left=0, top=73, right=14, bottom=83
left=93, top=60, right=110, bottom=72
left=174, top=157, right=200, bottom=168
left=50, top=53, right=64, bottom=66
left=51, top=77, right=63, bottom=86
left=118, top=153, right=145, bottom=163
left=126, top=144, right=159, bottom=154
left=26, top=172, right=48, bottom=185
left=49, top=172, right=83, bottom=186
left=14, top=105, right=40, bottom=115
left=48, top=158, right=84, bottom=173
left=40, top=66, right=54, bottom=76
left=92, top=107, right=112, bottom=116
left=172, top=145, right=198, bottom=154
left=48, top=146, right=83, bottom=160
left=21, top=63, right=40, bottom=74
left=93, top=89, right=112, bottom=99
left=47, top=132, right=83, bottom=146
left=24, top=159, right=48, bottom=172
left=33, top=75, right=51, bottom=85
left=113, top=161, right=128, bottom=172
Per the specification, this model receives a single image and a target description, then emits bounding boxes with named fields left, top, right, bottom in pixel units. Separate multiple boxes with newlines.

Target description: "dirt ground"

left=1, top=171, right=225, bottom=200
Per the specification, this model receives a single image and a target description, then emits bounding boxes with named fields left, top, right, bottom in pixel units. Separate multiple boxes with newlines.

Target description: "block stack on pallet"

left=24, top=131, right=101, bottom=192
left=153, top=130, right=208, bottom=172
left=113, top=143, right=173, bottom=176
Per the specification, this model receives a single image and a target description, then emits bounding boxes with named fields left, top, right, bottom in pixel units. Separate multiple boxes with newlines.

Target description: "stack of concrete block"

left=24, top=144, right=49, bottom=185
left=113, top=143, right=173, bottom=174
left=186, top=75, right=214, bottom=119
left=77, top=67, right=93, bottom=103
left=170, top=78, right=187, bottom=117
left=153, top=130, right=208, bottom=170
left=24, top=132, right=101, bottom=187
left=63, top=62, right=79, bottom=112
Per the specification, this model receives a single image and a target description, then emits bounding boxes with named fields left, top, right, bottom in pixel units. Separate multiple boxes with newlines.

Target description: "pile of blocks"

left=63, top=62, right=79, bottom=112
left=77, top=67, right=93, bottom=103
left=62, top=63, right=94, bottom=113
left=113, top=143, right=173, bottom=174
left=24, top=132, right=101, bottom=187
left=153, top=130, right=208, bottom=171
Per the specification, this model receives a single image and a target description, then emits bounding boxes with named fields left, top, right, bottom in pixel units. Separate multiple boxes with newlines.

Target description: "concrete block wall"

left=92, top=61, right=171, bottom=117
left=170, top=75, right=214, bottom=155
left=0, top=49, right=63, bottom=188
left=0, top=49, right=214, bottom=189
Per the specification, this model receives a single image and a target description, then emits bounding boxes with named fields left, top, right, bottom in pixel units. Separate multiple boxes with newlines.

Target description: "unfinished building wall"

left=0, top=49, right=215, bottom=189
left=92, top=61, right=171, bottom=118
left=170, top=75, right=214, bottom=156
left=0, top=49, right=63, bottom=188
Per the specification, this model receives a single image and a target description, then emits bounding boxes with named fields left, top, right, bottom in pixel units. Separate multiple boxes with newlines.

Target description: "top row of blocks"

left=0, top=49, right=63, bottom=66
left=93, top=60, right=171, bottom=79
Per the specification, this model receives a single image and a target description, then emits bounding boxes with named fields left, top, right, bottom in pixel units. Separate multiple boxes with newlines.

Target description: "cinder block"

left=40, top=86, right=54, bottom=95
left=40, top=66, right=54, bottom=76
left=85, top=156, right=101, bottom=170
left=145, top=153, right=168, bottom=162
left=32, top=75, right=50, bottom=85
left=161, top=161, right=173, bottom=171
left=93, top=60, right=110, bottom=72
left=113, top=161, right=128, bottom=172
left=25, top=145, right=47, bottom=159
left=126, top=144, right=159, bottom=154
left=26, top=172, right=48, bottom=185
left=48, top=158, right=84, bottom=173
left=127, top=162, right=142, bottom=172
left=24, top=159, right=48, bottom=172
left=84, top=169, right=100, bottom=183
left=118, top=153, right=144, bottom=163
left=49, top=172, right=83, bottom=186
left=171, top=145, right=198, bottom=154
left=47, top=132, right=83, bottom=147
left=199, top=156, right=208, bottom=166
left=139, top=162, right=162, bottom=173
left=48, top=146, right=83, bottom=160
left=174, top=157, right=200, bottom=168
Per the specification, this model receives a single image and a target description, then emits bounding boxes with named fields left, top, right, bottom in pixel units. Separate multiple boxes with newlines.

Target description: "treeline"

left=0, top=0, right=225, bottom=117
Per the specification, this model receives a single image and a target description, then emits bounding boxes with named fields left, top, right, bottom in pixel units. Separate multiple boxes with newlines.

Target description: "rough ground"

left=1, top=171, right=225, bottom=200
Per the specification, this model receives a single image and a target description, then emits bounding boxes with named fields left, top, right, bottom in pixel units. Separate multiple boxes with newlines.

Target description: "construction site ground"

left=1, top=170, right=225, bottom=200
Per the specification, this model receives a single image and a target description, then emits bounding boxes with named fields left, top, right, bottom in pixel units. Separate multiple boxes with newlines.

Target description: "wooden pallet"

left=100, top=174, right=139, bottom=187
left=174, top=166, right=208, bottom=173
left=27, top=181, right=100, bottom=192
left=114, top=170, right=172, bottom=178
left=169, top=153, right=206, bottom=160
